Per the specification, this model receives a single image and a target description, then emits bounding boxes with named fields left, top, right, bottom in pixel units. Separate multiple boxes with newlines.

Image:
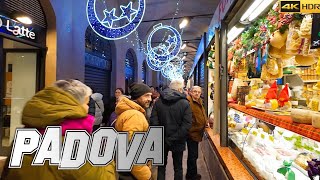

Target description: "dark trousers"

left=186, top=137, right=199, bottom=178
left=157, top=145, right=184, bottom=180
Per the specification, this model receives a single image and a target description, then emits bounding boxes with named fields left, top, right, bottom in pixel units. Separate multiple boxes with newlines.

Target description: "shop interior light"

left=13, top=11, right=32, bottom=24
left=240, top=0, right=263, bottom=22
left=16, top=16, right=32, bottom=24
left=181, top=43, right=187, bottom=49
left=227, top=26, right=245, bottom=44
left=179, top=18, right=190, bottom=29
left=248, top=0, right=274, bottom=21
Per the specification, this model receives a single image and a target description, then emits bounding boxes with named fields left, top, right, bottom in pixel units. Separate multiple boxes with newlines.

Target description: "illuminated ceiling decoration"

left=86, top=0, right=145, bottom=40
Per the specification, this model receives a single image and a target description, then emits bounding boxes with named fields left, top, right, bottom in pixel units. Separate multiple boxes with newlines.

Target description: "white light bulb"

left=179, top=18, right=189, bottom=29
left=16, top=16, right=32, bottom=24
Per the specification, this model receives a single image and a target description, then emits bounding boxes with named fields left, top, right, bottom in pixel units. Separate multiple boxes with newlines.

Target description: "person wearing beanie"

left=115, top=83, right=152, bottom=180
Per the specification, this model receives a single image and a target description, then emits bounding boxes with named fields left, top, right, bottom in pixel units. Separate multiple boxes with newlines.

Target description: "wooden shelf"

left=303, top=80, right=320, bottom=83
left=228, top=103, right=320, bottom=142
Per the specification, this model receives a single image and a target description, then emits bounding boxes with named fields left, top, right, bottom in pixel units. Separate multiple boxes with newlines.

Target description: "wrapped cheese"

left=266, top=58, right=279, bottom=75
left=269, top=45, right=282, bottom=58
left=286, top=21, right=302, bottom=55
left=270, top=30, right=288, bottom=49
left=291, top=109, right=313, bottom=124
left=300, top=14, right=312, bottom=38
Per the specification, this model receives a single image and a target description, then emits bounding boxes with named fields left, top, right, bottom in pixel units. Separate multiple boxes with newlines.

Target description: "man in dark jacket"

left=150, top=80, right=192, bottom=180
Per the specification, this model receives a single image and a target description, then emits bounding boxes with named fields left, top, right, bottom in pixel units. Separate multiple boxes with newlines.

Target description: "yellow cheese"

left=270, top=99, right=279, bottom=110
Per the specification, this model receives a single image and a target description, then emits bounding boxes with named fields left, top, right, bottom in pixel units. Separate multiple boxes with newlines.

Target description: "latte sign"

left=0, top=15, right=36, bottom=40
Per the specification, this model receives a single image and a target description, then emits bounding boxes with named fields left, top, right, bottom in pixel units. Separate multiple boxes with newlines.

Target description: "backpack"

left=108, top=111, right=117, bottom=127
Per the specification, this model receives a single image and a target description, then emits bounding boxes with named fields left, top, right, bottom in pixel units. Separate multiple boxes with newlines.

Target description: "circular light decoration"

left=86, top=0, right=145, bottom=40
left=161, top=58, right=184, bottom=80
left=146, top=23, right=182, bottom=62
left=146, top=56, right=167, bottom=71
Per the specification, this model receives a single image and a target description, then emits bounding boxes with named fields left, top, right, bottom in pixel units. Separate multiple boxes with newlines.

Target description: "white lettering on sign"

left=4, top=19, right=36, bottom=40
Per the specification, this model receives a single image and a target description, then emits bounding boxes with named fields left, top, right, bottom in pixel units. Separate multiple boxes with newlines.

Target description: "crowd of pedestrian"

left=1, top=79, right=210, bottom=180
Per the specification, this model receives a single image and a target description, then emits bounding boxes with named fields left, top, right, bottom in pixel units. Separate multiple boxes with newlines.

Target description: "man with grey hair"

left=150, top=79, right=192, bottom=180
left=186, top=86, right=207, bottom=180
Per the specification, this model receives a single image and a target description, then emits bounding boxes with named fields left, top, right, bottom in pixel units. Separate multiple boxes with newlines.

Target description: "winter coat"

left=91, top=93, right=105, bottom=125
left=1, top=86, right=116, bottom=180
left=187, top=96, right=207, bottom=142
left=115, top=97, right=151, bottom=180
left=150, top=88, right=192, bottom=152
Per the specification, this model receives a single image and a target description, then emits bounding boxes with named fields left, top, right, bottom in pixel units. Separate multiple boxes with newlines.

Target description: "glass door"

left=1, top=51, right=38, bottom=155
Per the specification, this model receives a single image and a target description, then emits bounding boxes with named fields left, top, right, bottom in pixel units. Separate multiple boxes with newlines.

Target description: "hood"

left=22, top=87, right=88, bottom=128
left=160, top=88, right=186, bottom=103
left=115, top=97, right=145, bottom=116
left=91, top=93, right=103, bottom=101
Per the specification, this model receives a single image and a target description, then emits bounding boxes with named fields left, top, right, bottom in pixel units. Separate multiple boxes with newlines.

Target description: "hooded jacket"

left=115, top=97, right=151, bottom=180
left=1, top=87, right=116, bottom=180
left=91, top=93, right=104, bottom=125
left=187, top=95, right=207, bottom=142
left=150, top=88, right=192, bottom=152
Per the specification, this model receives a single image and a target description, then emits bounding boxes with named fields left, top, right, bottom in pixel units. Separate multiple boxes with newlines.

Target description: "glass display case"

left=228, top=107, right=320, bottom=180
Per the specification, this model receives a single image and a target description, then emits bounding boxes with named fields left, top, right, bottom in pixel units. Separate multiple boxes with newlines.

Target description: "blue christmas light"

left=146, top=23, right=182, bottom=63
left=120, top=2, right=137, bottom=21
left=102, top=8, right=118, bottom=27
left=86, top=0, right=145, bottom=40
left=161, top=58, right=184, bottom=80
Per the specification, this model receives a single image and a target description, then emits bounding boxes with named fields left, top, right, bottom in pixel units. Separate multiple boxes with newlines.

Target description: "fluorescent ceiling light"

left=179, top=18, right=190, bottom=29
left=240, top=0, right=263, bottom=21
left=181, top=43, right=187, bottom=49
left=16, top=16, right=32, bottom=24
left=248, top=0, right=274, bottom=21
left=227, top=26, right=245, bottom=44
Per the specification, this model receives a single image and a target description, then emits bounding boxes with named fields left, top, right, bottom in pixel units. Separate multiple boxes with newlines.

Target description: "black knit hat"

left=130, top=83, right=152, bottom=100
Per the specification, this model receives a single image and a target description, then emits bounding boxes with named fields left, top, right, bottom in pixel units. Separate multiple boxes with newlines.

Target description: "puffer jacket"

left=115, top=97, right=151, bottom=180
left=91, top=93, right=104, bottom=125
left=1, top=87, right=116, bottom=180
left=187, top=96, right=207, bottom=142
left=150, top=88, right=192, bottom=152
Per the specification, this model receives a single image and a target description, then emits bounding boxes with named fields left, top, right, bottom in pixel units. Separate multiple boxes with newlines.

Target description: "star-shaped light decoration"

left=101, top=8, right=119, bottom=27
left=120, top=2, right=137, bottom=21
left=166, top=35, right=176, bottom=45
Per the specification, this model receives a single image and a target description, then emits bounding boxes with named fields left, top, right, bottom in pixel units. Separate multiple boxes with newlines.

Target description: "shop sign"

left=311, top=14, right=320, bottom=49
left=0, top=15, right=36, bottom=41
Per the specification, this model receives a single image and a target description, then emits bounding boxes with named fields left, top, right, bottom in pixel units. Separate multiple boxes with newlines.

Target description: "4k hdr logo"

left=280, top=0, right=320, bottom=13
